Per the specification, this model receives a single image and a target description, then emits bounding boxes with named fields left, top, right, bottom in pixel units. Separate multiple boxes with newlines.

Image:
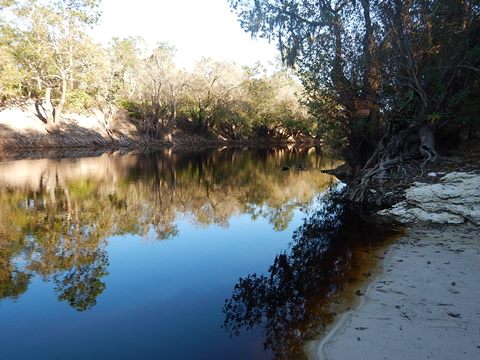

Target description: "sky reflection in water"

left=0, top=148, right=393, bottom=359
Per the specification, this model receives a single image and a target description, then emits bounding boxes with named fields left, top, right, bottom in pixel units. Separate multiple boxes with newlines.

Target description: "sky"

left=91, top=0, right=279, bottom=70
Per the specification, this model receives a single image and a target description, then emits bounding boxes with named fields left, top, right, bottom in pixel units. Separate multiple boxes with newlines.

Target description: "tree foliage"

left=230, top=0, right=480, bottom=162
left=0, top=1, right=314, bottom=142
left=1, top=0, right=102, bottom=127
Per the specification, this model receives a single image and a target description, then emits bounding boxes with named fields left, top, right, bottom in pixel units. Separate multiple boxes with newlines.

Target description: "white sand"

left=0, top=103, right=139, bottom=148
left=311, top=225, right=480, bottom=360
left=0, top=103, right=47, bottom=134
left=0, top=103, right=108, bottom=136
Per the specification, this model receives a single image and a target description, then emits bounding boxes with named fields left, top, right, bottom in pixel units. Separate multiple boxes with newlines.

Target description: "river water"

left=0, top=148, right=397, bottom=359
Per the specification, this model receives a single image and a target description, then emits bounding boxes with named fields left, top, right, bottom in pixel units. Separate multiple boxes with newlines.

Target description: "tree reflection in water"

left=53, top=251, right=109, bottom=311
left=223, top=188, right=398, bottom=359
left=0, top=147, right=339, bottom=311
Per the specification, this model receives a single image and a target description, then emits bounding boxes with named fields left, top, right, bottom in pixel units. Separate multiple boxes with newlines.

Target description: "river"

left=0, top=147, right=398, bottom=359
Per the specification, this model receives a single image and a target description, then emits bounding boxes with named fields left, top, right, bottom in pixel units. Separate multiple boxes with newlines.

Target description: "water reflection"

left=0, top=147, right=338, bottom=311
left=223, top=188, right=399, bottom=359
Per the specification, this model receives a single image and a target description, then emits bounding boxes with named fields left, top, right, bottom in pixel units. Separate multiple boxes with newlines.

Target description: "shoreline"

left=306, top=242, right=397, bottom=358
left=0, top=103, right=321, bottom=153
left=0, top=135, right=322, bottom=155
left=310, top=224, right=480, bottom=360
left=0, top=142, right=321, bottom=162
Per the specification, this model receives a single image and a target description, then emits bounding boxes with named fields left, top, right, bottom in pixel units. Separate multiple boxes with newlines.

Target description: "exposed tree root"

left=348, top=156, right=401, bottom=202
left=345, top=124, right=438, bottom=203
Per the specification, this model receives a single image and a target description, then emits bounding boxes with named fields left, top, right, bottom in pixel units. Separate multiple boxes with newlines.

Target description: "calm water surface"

left=0, top=148, right=395, bottom=359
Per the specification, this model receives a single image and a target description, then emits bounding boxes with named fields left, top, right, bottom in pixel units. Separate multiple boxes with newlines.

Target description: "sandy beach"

left=311, top=224, right=480, bottom=360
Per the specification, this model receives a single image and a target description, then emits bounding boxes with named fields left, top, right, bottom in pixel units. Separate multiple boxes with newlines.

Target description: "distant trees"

left=116, top=52, right=314, bottom=142
left=2, top=1, right=478, bottom=151
left=0, top=0, right=314, bottom=142
left=181, top=59, right=243, bottom=136
left=134, top=44, right=181, bottom=139
left=244, top=70, right=314, bottom=141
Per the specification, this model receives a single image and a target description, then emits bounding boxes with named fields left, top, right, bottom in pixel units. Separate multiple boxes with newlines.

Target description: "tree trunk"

left=360, top=0, right=379, bottom=102
left=44, top=87, right=56, bottom=131
left=331, top=11, right=350, bottom=102
left=56, top=76, right=67, bottom=120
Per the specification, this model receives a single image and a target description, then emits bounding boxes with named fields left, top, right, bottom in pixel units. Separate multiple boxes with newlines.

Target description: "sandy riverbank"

left=0, top=103, right=320, bottom=151
left=310, top=224, right=480, bottom=360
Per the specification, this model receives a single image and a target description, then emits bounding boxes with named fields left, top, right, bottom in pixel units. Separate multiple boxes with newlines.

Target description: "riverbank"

left=0, top=102, right=320, bottom=151
left=323, top=138, right=480, bottom=209
left=0, top=102, right=140, bottom=149
left=311, top=223, right=480, bottom=360
left=308, top=151, right=480, bottom=359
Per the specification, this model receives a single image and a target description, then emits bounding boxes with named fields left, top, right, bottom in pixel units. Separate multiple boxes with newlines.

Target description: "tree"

left=181, top=58, right=243, bottom=135
left=7, top=0, right=102, bottom=129
left=136, top=44, right=184, bottom=140
left=229, top=0, right=384, bottom=161
left=230, top=0, right=480, bottom=201
left=252, top=70, right=314, bottom=141
left=106, top=36, right=144, bottom=101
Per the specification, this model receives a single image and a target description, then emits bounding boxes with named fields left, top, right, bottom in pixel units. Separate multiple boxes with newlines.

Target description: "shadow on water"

left=222, top=186, right=402, bottom=359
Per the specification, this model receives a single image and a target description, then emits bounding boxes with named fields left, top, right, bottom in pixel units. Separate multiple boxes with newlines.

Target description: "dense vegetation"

left=1, top=1, right=479, bottom=188
left=0, top=0, right=315, bottom=142
left=230, top=0, right=480, bottom=199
